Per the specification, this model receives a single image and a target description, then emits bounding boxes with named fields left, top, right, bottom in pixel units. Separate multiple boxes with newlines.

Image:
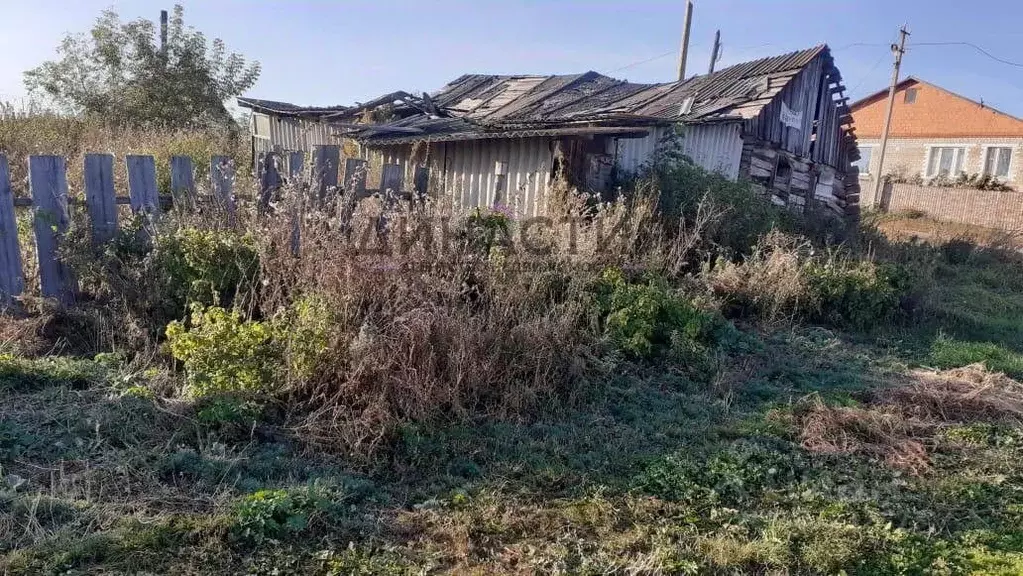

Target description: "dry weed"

left=887, top=364, right=1023, bottom=423
left=798, top=364, right=1023, bottom=474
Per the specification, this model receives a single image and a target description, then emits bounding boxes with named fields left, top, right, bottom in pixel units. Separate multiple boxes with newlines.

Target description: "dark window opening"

left=904, top=87, right=918, bottom=104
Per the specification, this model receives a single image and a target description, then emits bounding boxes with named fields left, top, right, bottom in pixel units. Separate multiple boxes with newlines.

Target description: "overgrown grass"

left=3, top=145, right=1023, bottom=573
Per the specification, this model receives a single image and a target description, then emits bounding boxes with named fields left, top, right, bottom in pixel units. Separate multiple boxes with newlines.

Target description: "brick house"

left=850, top=77, right=1023, bottom=204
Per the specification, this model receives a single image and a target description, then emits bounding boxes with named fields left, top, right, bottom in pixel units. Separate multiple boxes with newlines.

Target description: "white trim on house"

left=854, top=145, right=875, bottom=178
left=924, top=145, right=968, bottom=178
left=982, top=144, right=1016, bottom=181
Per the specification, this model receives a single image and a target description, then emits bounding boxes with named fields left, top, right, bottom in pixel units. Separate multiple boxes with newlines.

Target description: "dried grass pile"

left=798, top=364, right=1023, bottom=474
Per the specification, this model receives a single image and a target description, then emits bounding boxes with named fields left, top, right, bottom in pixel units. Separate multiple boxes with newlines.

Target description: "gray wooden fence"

left=0, top=147, right=396, bottom=306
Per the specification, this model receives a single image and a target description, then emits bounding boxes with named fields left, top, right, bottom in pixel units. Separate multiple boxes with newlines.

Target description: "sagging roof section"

left=343, top=45, right=841, bottom=145
left=237, top=97, right=348, bottom=118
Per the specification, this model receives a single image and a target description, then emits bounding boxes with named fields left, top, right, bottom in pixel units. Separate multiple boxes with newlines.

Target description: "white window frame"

left=853, top=145, right=875, bottom=177
left=925, top=146, right=968, bottom=179
left=982, top=144, right=1015, bottom=181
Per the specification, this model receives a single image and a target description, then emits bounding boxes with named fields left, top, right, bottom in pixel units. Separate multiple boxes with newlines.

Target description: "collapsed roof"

left=342, top=45, right=845, bottom=145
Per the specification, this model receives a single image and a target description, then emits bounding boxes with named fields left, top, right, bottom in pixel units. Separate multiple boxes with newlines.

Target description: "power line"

left=913, top=41, right=1023, bottom=68
left=848, top=50, right=890, bottom=95
left=608, top=50, right=678, bottom=74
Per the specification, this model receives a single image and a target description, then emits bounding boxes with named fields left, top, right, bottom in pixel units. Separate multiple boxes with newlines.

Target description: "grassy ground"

left=3, top=220, right=1023, bottom=575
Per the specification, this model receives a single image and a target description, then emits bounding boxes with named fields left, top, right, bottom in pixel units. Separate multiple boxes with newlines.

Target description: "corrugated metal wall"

left=374, top=138, right=554, bottom=217
left=268, top=116, right=335, bottom=151
left=368, top=125, right=743, bottom=217
left=612, top=124, right=743, bottom=180
left=440, top=137, right=553, bottom=217
left=252, top=113, right=336, bottom=153
left=614, top=127, right=667, bottom=174
left=681, top=124, right=744, bottom=180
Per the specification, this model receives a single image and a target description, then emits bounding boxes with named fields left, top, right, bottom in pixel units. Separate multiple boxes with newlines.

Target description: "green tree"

left=24, top=5, right=260, bottom=129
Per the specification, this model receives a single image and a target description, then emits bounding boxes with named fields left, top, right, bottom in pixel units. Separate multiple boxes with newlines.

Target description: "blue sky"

left=0, top=0, right=1020, bottom=117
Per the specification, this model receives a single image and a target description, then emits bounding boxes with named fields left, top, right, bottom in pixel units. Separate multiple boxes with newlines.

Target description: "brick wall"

left=874, top=182, right=1023, bottom=232
left=857, top=137, right=1023, bottom=205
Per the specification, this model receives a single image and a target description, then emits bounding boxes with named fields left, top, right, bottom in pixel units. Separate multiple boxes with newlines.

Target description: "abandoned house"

left=242, top=45, right=858, bottom=216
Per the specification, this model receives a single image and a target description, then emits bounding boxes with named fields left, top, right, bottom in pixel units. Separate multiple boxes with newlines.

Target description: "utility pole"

left=160, top=10, right=168, bottom=62
left=676, top=0, right=694, bottom=82
left=707, top=30, right=721, bottom=74
left=873, top=25, right=910, bottom=201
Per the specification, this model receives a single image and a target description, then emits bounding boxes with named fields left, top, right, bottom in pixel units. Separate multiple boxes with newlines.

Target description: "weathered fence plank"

left=170, top=155, right=196, bottom=210
left=29, top=155, right=75, bottom=304
left=414, top=166, right=430, bottom=199
left=84, top=154, right=118, bottom=245
left=381, top=164, right=404, bottom=194
left=0, top=155, right=24, bottom=303
left=344, top=158, right=368, bottom=198
left=126, top=155, right=160, bottom=215
left=210, top=155, right=237, bottom=225
left=259, top=151, right=282, bottom=214
left=288, top=151, right=304, bottom=180
left=312, top=145, right=340, bottom=204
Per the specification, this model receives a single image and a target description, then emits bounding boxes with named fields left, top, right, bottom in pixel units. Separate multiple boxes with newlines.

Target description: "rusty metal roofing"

left=351, top=45, right=836, bottom=144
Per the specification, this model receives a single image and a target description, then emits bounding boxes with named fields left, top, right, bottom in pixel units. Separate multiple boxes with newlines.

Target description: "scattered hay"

left=798, top=364, right=1023, bottom=474
left=798, top=398, right=930, bottom=474
left=886, top=364, right=1023, bottom=423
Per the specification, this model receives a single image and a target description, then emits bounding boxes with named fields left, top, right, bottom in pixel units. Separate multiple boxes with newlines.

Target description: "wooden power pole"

left=873, top=25, right=910, bottom=201
left=676, top=0, right=694, bottom=81
left=708, top=30, right=721, bottom=74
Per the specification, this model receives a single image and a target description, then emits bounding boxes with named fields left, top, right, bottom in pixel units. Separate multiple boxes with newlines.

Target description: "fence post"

left=288, top=151, right=305, bottom=181
left=343, top=158, right=368, bottom=198
left=0, top=155, right=24, bottom=304
left=29, top=155, right=76, bottom=304
left=126, top=155, right=160, bottom=216
left=312, top=145, right=340, bottom=206
left=381, top=164, right=403, bottom=194
left=210, top=155, right=237, bottom=226
left=340, top=158, right=368, bottom=233
left=880, top=179, right=893, bottom=212
left=170, top=155, right=196, bottom=211
left=259, top=151, right=282, bottom=215
left=84, top=154, right=118, bottom=245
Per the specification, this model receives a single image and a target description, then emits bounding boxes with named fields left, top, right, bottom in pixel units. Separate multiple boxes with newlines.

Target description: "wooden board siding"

left=744, top=53, right=849, bottom=172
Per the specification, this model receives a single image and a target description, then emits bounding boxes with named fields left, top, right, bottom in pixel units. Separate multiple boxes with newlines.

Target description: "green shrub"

left=930, top=335, right=1023, bottom=379
left=805, top=260, right=914, bottom=331
left=166, top=305, right=278, bottom=398
left=149, top=227, right=259, bottom=315
left=649, top=153, right=789, bottom=258
left=595, top=267, right=723, bottom=359
left=231, top=488, right=333, bottom=545
left=277, top=293, right=332, bottom=382
left=458, top=207, right=512, bottom=255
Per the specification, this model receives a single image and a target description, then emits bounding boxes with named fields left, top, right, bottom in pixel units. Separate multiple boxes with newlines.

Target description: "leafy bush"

left=648, top=151, right=789, bottom=258
left=804, top=260, right=914, bottom=330
left=231, top=488, right=333, bottom=545
left=166, top=305, right=278, bottom=398
left=149, top=227, right=259, bottom=316
left=711, top=232, right=924, bottom=331
left=458, top=207, right=513, bottom=255
left=276, top=294, right=332, bottom=383
left=595, top=267, right=728, bottom=361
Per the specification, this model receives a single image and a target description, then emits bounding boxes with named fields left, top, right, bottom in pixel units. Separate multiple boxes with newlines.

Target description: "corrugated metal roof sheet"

left=237, top=97, right=348, bottom=117
left=352, top=45, right=838, bottom=144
